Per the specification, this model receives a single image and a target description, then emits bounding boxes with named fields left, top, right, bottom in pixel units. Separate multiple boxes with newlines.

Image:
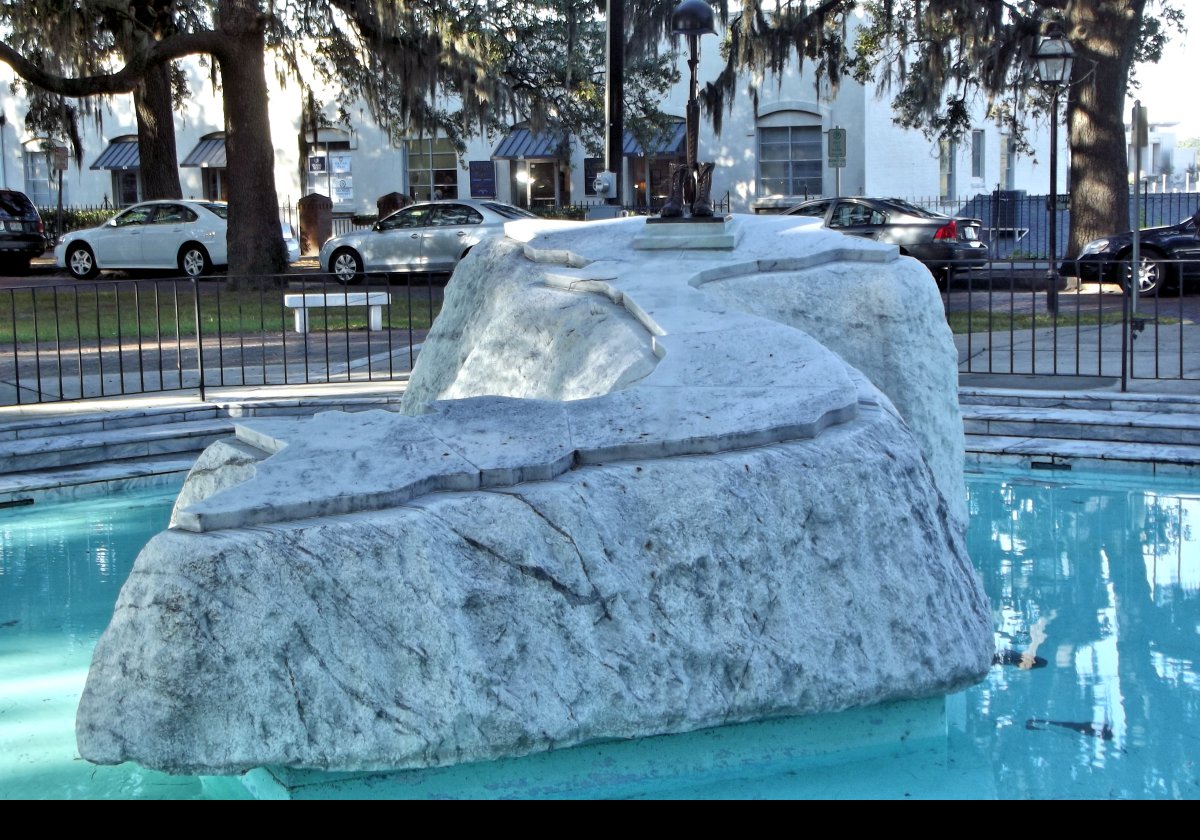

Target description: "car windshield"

left=482, top=202, right=538, bottom=220
left=200, top=203, right=229, bottom=219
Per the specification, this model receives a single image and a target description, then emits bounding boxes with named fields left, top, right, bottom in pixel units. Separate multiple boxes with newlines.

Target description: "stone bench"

left=282, top=292, right=391, bottom=334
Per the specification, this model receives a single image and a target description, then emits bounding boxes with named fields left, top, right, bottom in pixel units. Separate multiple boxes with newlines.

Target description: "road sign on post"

left=827, top=128, right=847, bottom=168
left=828, top=127, right=847, bottom=196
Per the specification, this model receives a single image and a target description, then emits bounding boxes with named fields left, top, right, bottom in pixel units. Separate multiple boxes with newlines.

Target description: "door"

left=365, top=205, right=435, bottom=271
left=1173, top=214, right=1200, bottom=280
left=422, top=204, right=485, bottom=271
left=93, top=204, right=153, bottom=266
left=828, top=200, right=886, bottom=240
left=139, top=204, right=198, bottom=268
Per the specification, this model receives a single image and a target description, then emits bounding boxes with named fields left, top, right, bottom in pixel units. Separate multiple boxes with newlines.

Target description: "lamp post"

left=661, top=0, right=716, bottom=218
left=1034, top=22, right=1074, bottom=317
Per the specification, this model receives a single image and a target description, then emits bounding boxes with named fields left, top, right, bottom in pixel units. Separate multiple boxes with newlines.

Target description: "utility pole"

left=604, top=0, right=624, bottom=207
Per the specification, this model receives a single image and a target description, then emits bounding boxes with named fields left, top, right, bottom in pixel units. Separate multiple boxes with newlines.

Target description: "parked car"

left=281, top=220, right=301, bottom=264
left=784, top=196, right=989, bottom=284
left=1060, top=210, right=1200, bottom=296
left=0, top=189, right=47, bottom=275
left=320, top=199, right=537, bottom=284
left=55, top=199, right=229, bottom=280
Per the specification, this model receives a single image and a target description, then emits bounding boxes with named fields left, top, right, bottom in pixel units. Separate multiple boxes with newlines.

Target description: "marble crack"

left=486, top=489, right=611, bottom=618
left=455, top=530, right=603, bottom=608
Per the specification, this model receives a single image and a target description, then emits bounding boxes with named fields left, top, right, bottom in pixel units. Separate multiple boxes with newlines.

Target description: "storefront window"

left=407, top=137, right=459, bottom=201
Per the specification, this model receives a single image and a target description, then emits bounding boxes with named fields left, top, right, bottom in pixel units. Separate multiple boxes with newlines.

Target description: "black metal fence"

left=909, top=190, right=1200, bottom=261
left=947, top=259, right=1199, bottom=387
left=0, top=273, right=442, bottom=405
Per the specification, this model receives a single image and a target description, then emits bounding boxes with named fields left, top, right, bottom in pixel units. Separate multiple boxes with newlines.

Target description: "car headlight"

left=1078, top=238, right=1111, bottom=257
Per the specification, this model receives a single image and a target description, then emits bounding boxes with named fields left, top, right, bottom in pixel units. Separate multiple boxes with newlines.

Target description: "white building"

left=0, top=24, right=1071, bottom=220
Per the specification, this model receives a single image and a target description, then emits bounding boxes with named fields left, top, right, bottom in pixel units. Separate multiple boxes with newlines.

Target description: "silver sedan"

left=320, top=199, right=536, bottom=284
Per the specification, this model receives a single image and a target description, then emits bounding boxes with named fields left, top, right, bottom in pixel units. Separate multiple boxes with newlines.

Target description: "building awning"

left=623, top=122, right=687, bottom=157
left=181, top=136, right=227, bottom=168
left=90, top=139, right=140, bottom=170
left=491, top=128, right=566, bottom=160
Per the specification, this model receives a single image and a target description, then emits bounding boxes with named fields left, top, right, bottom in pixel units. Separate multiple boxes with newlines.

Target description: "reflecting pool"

left=1, top=467, right=1197, bottom=799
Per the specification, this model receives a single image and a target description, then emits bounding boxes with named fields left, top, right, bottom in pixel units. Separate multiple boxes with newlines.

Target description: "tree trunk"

left=216, top=0, right=286, bottom=286
left=134, top=62, right=183, bottom=200
left=1064, top=1, right=1147, bottom=255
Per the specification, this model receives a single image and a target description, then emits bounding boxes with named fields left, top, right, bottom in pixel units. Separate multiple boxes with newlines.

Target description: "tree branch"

left=0, top=29, right=228, bottom=97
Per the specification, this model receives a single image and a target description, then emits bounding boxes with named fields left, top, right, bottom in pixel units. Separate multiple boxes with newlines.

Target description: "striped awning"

left=623, top=122, right=687, bottom=156
left=181, top=136, right=227, bottom=168
left=491, top=128, right=566, bottom=160
left=90, top=139, right=140, bottom=170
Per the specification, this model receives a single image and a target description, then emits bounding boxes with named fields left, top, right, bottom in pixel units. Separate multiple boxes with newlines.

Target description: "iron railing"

left=946, top=258, right=1199, bottom=388
left=0, top=273, right=441, bottom=405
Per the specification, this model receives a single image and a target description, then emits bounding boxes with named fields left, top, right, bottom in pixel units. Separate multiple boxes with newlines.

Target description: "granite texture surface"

left=77, top=213, right=990, bottom=775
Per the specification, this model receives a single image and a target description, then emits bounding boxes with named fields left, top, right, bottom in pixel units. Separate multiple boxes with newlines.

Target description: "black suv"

left=0, top=189, right=46, bottom=274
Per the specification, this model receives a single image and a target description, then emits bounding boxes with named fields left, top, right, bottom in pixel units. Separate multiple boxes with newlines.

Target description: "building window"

left=971, top=130, right=985, bottom=180
left=758, top=125, right=822, bottom=197
left=584, top=157, right=603, bottom=196
left=939, top=139, right=957, bottom=199
left=999, top=134, right=1016, bottom=190
left=22, top=143, right=57, bottom=207
left=406, top=137, right=459, bottom=201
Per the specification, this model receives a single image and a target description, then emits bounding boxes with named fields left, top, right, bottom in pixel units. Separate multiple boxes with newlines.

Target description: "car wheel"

left=178, top=244, right=212, bottom=278
left=66, top=243, right=99, bottom=280
left=1119, top=252, right=1170, bottom=297
left=330, top=248, right=364, bottom=285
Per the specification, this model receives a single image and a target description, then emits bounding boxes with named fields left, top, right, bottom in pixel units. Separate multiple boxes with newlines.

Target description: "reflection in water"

left=966, top=470, right=1200, bottom=799
left=1, top=472, right=1197, bottom=799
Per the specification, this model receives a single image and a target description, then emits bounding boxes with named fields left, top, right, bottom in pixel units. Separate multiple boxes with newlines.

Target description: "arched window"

left=756, top=106, right=823, bottom=198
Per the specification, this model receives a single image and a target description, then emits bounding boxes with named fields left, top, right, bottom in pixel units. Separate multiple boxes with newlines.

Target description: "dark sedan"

left=784, top=196, right=989, bottom=285
left=1060, top=210, right=1200, bottom=296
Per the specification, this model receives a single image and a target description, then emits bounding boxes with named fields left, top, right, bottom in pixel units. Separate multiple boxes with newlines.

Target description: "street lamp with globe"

left=1034, top=21, right=1075, bottom=317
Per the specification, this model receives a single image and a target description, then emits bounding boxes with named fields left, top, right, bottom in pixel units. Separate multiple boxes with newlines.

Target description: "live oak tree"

left=1, top=0, right=678, bottom=282
left=0, top=0, right=287, bottom=280
left=702, top=0, right=1183, bottom=254
left=1, top=0, right=192, bottom=202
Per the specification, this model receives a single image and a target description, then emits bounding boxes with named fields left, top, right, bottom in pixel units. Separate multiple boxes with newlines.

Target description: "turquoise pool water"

left=1, top=468, right=1197, bottom=799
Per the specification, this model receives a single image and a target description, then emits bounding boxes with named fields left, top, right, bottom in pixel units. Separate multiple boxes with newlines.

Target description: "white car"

left=56, top=200, right=229, bottom=279
left=319, top=199, right=536, bottom=284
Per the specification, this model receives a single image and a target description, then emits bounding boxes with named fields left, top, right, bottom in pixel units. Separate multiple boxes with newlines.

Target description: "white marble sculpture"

left=77, top=214, right=992, bottom=776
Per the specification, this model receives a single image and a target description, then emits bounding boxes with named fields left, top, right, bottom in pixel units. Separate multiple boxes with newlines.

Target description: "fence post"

left=1120, top=286, right=1129, bottom=392
left=192, top=277, right=206, bottom=402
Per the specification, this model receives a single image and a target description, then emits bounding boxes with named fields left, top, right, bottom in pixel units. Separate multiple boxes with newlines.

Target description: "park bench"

left=282, top=292, right=391, bottom=334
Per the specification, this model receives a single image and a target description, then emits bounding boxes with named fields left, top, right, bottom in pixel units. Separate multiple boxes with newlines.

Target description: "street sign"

left=827, top=128, right=847, bottom=169
left=53, top=146, right=69, bottom=172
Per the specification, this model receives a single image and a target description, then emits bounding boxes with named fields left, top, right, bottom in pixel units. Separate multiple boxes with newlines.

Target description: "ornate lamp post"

left=1034, top=21, right=1074, bottom=317
left=661, top=0, right=717, bottom=219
